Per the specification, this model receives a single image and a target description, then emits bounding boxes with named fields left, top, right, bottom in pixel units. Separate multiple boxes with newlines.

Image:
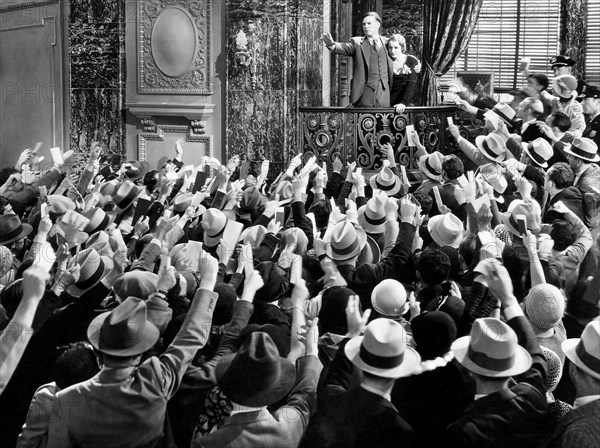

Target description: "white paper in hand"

left=50, top=147, right=63, bottom=165
left=36, top=242, right=56, bottom=272
left=472, top=194, right=491, bottom=213
left=406, top=125, right=417, bottom=146
left=61, top=210, right=90, bottom=231
left=290, top=254, right=302, bottom=285
left=483, top=111, right=500, bottom=130
left=220, top=220, right=244, bottom=265
left=186, top=241, right=203, bottom=272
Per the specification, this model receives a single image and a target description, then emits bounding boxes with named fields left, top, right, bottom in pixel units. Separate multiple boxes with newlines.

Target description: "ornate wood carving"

left=138, top=0, right=213, bottom=94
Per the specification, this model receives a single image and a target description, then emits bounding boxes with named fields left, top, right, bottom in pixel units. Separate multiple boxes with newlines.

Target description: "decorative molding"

left=138, top=123, right=212, bottom=161
left=0, top=0, right=57, bottom=13
left=126, top=102, right=215, bottom=120
left=137, top=0, right=213, bottom=94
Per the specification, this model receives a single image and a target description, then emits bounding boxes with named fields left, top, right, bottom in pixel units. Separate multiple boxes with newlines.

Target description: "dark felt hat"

left=255, top=261, right=290, bottom=303
left=411, top=311, right=457, bottom=361
left=318, top=286, right=356, bottom=335
left=239, top=323, right=290, bottom=357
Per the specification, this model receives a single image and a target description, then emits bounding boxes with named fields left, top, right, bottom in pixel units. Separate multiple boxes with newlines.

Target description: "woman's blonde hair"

left=388, top=34, right=407, bottom=53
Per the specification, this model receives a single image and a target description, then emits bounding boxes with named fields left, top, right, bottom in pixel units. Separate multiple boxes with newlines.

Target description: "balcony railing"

left=299, top=106, right=467, bottom=177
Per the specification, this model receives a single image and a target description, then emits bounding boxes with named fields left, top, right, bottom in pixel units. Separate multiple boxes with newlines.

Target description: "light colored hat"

left=83, top=230, right=109, bottom=249
left=83, top=207, right=112, bottom=234
left=563, top=137, right=600, bottom=162
left=326, top=220, right=367, bottom=261
left=239, top=225, right=268, bottom=249
left=453, top=317, right=533, bottom=377
left=524, top=284, right=565, bottom=331
left=522, top=138, right=553, bottom=168
left=345, top=318, right=421, bottom=378
left=357, top=194, right=387, bottom=234
left=494, top=224, right=513, bottom=247
left=491, top=103, right=517, bottom=123
left=273, top=180, right=294, bottom=204
left=427, top=213, right=464, bottom=249
left=113, top=181, right=142, bottom=212
left=552, top=74, right=578, bottom=99
left=0, top=246, right=13, bottom=278
left=475, top=133, right=508, bottom=163
left=281, top=227, right=309, bottom=255
left=66, top=248, right=114, bottom=298
left=369, top=166, right=402, bottom=196
left=173, top=193, right=194, bottom=213
left=562, top=320, right=600, bottom=380
left=500, top=201, right=541, bottom=237
left=202, top=208, right=228, bottom=247
left=371, top=279, right=408, bottom=318
left=87, top=296, right=159, bottom=356
left=418, top=151, right=444, bottom=182
left=47, top=195, right=76, bottom=216
left=479, top=163, right=508, bottom=194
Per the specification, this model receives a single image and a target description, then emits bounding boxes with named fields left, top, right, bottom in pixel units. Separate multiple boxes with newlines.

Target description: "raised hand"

left=322, top=32, right=335, bottom=46
left=157, top=253, right=177, bottom=293
left=346, top=295, right=371, bottom=338
left=241, top=269, right=264, bottom=302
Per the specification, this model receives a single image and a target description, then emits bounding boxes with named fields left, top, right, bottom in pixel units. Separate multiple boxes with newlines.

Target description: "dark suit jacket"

left=543, top=187, right=584, bottom=224
left=445, top=316, right=549, bottom=448
left=543, top=399, right=600, bottom=448
left=329, top=36, right=393, bottom=106
left=302, top=339, right=416, bottom=448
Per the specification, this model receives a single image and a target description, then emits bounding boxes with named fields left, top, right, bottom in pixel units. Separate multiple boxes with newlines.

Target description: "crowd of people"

left=0, top=11, right=599, bottom=448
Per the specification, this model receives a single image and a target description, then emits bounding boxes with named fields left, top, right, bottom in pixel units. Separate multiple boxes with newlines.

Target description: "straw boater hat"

left=427, top=213, right=464, bottom=249
left=562, top=320, right=600, bottom=380
left=358, top=194, right=387, bottom=234
left=83, top=207, right=112, bottom=234
left=123, top=160, right=150, bottom=182
left=66, top=248, right=114, bottom=298
left=0, top=214, right=33, bottom=246
left=500, top=201, right=541, bottom=237
left=202, top=208, right=228, bottom=247
left=552, top=74, right=578, bottom=99
left=88, top=297, right=159, bottom=356
left=563, top=137, right=600, bottom=162
left=47, top=195, right=75, bottom=218
left=326, top=220, right=367, bottom=261
left=369, top=166, right=402, bottom=196
left=418, top=151, right=444, bottom=182
left=452, top=317, right=532, bottom=377
left=345, top=318, right=421, bottom=378
left=216, top=332, right=296, bottom=406
left=521, top=138, right=553, bottom=168
left=113, top=181, right=142, bottom=212
left=491, top=103, right=517, bottom=124
left=238, top=225, right=268, bottom=249
left=273, top=180, right=294, bottom=204
left=475, top=133, right=508, bottom=163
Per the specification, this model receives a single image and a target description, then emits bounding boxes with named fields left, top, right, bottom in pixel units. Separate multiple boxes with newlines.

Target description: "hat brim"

left=215, top=353, right=296, bottom=407
left=418, top=155, right=443, bottom=182
left=366, top=235, right=381, bottom=263
left=357, top=206, right=386, bottom=234
left=500, top=211, right=522, bottom=238
left=522, top=143, right=549, bottom=168
left=326, top=225, right=368, bottom=261
left=66, top=255, right=114, bottom=298
left=125, top=161, right=150, bottom=182
left=369, top=174, right=402, bottom=196
left=87, top=310, right=160, bottom=357
left=452, top=335, right=532, bottom=378
left=563, top=146, right=600, bottom=162
left=0, top=223, right=33, bottom=245
left=476, top=135, right=506, bottom=163
left=427, top=215, right=463, bottom=249
left=562, top=338, right=600, bottom=380
left=345, top=337, right=421, bottom=379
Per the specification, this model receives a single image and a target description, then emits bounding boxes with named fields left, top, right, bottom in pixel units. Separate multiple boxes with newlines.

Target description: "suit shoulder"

left=349, top=36, right=364, bottom=44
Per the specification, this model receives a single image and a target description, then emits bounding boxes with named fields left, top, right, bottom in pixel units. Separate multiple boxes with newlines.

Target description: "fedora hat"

left=87, top=241, right=114, bottom=258
left=124, top=161, right=150, bottom=182
left=357, top=194, right=387, bottom=234
left=418, top=151, right=444, bottom=182
left=239, top=224, right=268, bottom=249
left=563, top=137, right=600, bottom=162
left=202, top=208, right=228, bottom=247
left=581, top=85, right=600, bottom=99
left=491, top=103, right=517, bottom=124
left=54, top=222, right=89, bottom=249
left=453, top=317, right=532, bottom=377
left=66, top=248, right=114, bottom=297
left=562, top=320, right=600, bottom=380
left=550, top=55, right=576, bottom=68
left=553, top=74, right=578, bottom=99
left=273, top=180, right=294, bottom=204
left=427, top=213, right=464, bottom=249
left=326, top=220, right=367, bottom=261
left=83, top=230, right=109, bottom=249
left=369, top=166, right=401, bottom=196
left=371, top=279, right=407, bottom=318
left=173, top=193, right=193, bottom=214
left=113, top=271, right=159, bottom=302
left=88, top=296, right=159, bottom=356
left=478, top=163, right=508, bottom=194
left=365, top=234, right=381, bottom=264
left=345, top=318, right=421, bottom=378
left=522, top=138, right=553, bottom=168
left=475, top=133, right=507, bottom=163
left=501, top=201, right=541, bottom=237
left=83, top=207, right=112, bottom=234
left=216, top=332, right=296, bottom=406
left=0, top=214, right=33, bottom=245
left=47, top=194, right=75, bottom=217
left=113, top=181, right=142, bottom=212
left=236, top=187, right=267, bottom=219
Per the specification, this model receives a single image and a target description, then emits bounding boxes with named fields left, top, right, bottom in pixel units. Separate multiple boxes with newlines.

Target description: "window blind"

left=586, top=0, right=600, bottom=85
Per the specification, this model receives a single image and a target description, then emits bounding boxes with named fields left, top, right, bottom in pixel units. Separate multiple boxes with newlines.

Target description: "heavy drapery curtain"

left=421, top=0, right=483, bottom=106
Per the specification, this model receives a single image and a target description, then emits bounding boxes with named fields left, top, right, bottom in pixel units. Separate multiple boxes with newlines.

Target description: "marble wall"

left=225, top=0, right=323, bottom=176
left=69, top=0, right=125, bottom=165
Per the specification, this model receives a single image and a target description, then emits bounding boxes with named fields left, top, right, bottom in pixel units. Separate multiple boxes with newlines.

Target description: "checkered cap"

left=541, top=346, right=563, bottom=392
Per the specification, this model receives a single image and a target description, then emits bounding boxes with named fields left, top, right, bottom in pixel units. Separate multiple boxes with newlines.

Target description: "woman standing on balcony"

left=388, top=34, right=420, bottom=114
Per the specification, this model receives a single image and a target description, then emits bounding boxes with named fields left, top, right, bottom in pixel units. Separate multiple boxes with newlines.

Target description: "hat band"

left=468, top=345, right=515, bottom=371
left=365, top=212, right=386, bottom=226
left=569, top=144, right=596, bottom=160
left=1, top=224, right=24, bottom=243
left=207, top=220, right=227, bottom=239
left=576, top=340, right=600, bottom=374
left=360, top=344, right=404, bottom=369
left=90, top=213, right=109, bottom=234
left=116, top=188, right=138, bottom=208
left=527, top=145, right=546, bottom=165
left=482, top=139, right=502, bottom=159
left=332, top=236, right=359, bottom=256
left=376, top=178, right=397, bottom=191
left=508, top=214, right=522, bottom=233
left=425, top=158, right=441, bottom=177
left=76, top=258, right=105, bottom=290
left=492, top=109, right=514, bottom=123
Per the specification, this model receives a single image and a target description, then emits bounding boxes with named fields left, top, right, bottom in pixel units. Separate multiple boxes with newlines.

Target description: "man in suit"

left=301, top=296, right=420, bottom=448
left=564, top=137, right=600, bottom=196
left=445, top=261, right=549, bottom=448
left=46, top=252, right=220, bottom=448
left=544, top=320, right=600, bottom=447
left=322, top=12, right=393, bottom=107
left=542, top=162, right=584, bottom=223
